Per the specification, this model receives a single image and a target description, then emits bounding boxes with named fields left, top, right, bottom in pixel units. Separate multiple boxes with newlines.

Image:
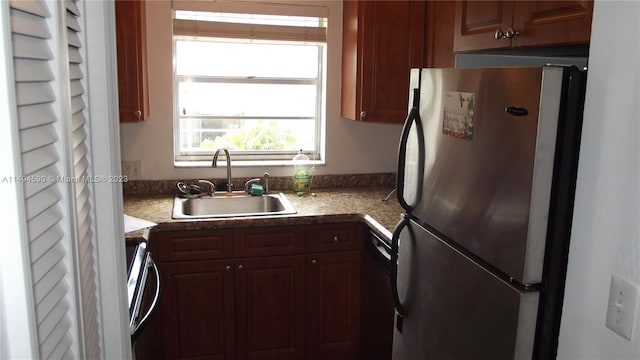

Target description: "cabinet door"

left=307, top=251, right=362, bottom=360
left=115, top=0, right=148, bottom=122
left=307, top=222, right=362, bottom=253
left=454, top=0, right=514, bottom=52
left=235, top=226, right=305, bottom=257
left=235, top=256, right=306, bottom=360
left=155, top=229, right=234, bottom=262
left=511, top=1, right=593, bottom=48
left=342, top=0, right=425, bottom=123
left=160, top=260, right=235, bottom=360
left=425, top=1, right=456, bottom=68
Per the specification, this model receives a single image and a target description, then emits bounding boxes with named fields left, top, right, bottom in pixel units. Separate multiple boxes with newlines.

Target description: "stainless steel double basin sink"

left=172, top=192, right=297, bottom=219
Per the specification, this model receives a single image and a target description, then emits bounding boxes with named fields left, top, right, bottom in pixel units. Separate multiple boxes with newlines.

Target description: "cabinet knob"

left=311, top=259, right=318, bottom=265
left=494, top=28, right=507, bottom=39
left=505, top=28, right=520, bottom=39
left=495, top=28, right=519, bottom=40
left=225, top=265, right=232, bottom=272
left=237, top=264, right=244, bottom=271
left=333, top=236, right=339, bottom=243
left=360, top=111, right=366, bottom=119
left=134, top=110, right=142, bottom=118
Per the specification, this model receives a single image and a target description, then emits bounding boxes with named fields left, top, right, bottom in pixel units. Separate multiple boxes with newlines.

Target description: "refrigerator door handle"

left=396, top=88, right=425, bottom=212
left=391, top=215, right=411, bottom=332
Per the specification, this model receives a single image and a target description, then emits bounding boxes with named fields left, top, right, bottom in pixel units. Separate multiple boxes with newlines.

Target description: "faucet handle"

left=262, top=172, right=270, bottom=194
left=176, top=181, right=204, bottom=197
left=197, top=180, right=216, bottom=196
left=244, top=178, right=261, bottom=193
left=177, top=181, right=190, bottom=194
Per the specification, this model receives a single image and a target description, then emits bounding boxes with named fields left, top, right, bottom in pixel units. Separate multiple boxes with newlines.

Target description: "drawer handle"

left=311, top=259, right=318, bottom=265
left=333, top=236, right=339, bottom=243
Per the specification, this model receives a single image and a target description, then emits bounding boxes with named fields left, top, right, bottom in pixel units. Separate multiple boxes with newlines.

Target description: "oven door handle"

left=131, top=257, right=160, bottom=340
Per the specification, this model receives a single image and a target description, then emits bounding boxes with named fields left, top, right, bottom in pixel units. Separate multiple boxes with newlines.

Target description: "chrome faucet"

left=212, top=148, right=233, bottom=193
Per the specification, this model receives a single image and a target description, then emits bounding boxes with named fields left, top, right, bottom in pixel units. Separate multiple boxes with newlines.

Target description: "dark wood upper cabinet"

left=454, top=1, right=514, bottom=52
left=341, top=0, right=426, bottom=124
left=115, top=0, right=149, bottom=122
left=511, top=1, right=594, bottom=48
left=425, top=1, right=456, bottom=69
left=454, top=1, right=593, bottom=52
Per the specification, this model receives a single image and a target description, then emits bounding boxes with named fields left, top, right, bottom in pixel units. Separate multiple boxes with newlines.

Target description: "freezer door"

left=411, top=67, right=564, bottom=284
left=392, top=220, right=539, bottom=360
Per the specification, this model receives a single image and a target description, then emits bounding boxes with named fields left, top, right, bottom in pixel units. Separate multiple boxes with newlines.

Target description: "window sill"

left=174, top=159, right=325, bottom=168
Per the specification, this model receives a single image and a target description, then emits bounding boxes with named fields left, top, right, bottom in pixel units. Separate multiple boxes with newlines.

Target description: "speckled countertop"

left=124, top=187, right=403, bottom=242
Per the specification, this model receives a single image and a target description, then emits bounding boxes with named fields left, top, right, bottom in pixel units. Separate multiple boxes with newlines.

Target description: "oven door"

left=126, top=239, right=160, bottom=341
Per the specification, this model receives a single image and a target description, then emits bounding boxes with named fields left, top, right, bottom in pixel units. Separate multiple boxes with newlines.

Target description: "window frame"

left=171, top=10, right=327, bottom=166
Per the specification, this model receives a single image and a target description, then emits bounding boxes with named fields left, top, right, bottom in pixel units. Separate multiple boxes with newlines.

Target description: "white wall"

left=558, top=1, right=640, bottom=359
left=119, top=0, right=402, bottom=181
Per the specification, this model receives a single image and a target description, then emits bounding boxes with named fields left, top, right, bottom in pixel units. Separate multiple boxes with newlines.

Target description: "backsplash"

left=123, top=173, right=396, bottom=196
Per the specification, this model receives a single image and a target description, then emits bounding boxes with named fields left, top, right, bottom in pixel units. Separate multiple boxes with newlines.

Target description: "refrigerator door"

left=391, top=219, right=539, bottom=360
left=410, top=67, right=565, bottom=284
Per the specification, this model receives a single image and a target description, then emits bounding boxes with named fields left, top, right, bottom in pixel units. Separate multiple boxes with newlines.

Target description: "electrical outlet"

left=605, top=274, right=639, bottom=340
left=122, top=160, right=142, bottom=180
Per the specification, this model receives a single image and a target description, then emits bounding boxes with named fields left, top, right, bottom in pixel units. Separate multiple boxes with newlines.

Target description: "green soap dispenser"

left=292, top=149, right=310, bottom=194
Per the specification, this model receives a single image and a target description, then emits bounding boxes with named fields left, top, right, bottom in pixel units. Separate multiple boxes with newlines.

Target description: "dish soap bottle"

left=292, top=150, right=310, bottom=195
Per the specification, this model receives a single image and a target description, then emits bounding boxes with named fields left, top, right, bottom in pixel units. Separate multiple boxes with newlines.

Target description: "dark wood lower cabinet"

left=161, top=260, right=236, bottom=360
left=308, top=251, right=362, bottom=360
left=145, top=224, right=365, bottom=360
left=235, top=256, right=306, bottom=360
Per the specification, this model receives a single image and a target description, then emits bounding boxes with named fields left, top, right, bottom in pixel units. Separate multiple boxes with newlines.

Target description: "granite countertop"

left=123, top=187, right=403, bottom=242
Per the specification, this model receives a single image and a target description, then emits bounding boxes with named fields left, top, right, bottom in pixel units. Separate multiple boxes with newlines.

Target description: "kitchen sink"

left=172, top=192, right=297, bottom=219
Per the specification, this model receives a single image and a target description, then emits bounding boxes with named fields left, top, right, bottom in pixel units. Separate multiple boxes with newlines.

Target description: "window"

left=172, top=7, right=327, bottom=164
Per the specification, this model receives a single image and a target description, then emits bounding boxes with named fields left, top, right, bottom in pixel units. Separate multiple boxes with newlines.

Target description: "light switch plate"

left=605, top=274, right=639, bottom=340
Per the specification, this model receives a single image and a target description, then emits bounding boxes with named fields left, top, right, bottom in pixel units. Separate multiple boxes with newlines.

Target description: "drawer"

left=307, top=223, right=363, bottom=253
left=234, top=226, right=306, bottom=257
left=154, top=230, right=234, bottom=262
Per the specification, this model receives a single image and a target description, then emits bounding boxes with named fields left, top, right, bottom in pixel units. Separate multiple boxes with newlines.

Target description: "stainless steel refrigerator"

left=391, top=66, right=586, bottom=359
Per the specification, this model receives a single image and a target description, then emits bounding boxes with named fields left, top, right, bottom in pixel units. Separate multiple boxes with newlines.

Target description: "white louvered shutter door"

left=64, top=1, right=101, bottom=358
left=11, top=0, right=79, bottom=358
left=8, top=0, right=102, bottom=358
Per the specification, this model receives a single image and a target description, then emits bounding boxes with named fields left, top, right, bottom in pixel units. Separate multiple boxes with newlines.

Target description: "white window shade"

left=172, top=1, right=327, bottom=42
left=171, top=0, right=329, bottom=18
left=173, top=18, right=326, bottom=42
